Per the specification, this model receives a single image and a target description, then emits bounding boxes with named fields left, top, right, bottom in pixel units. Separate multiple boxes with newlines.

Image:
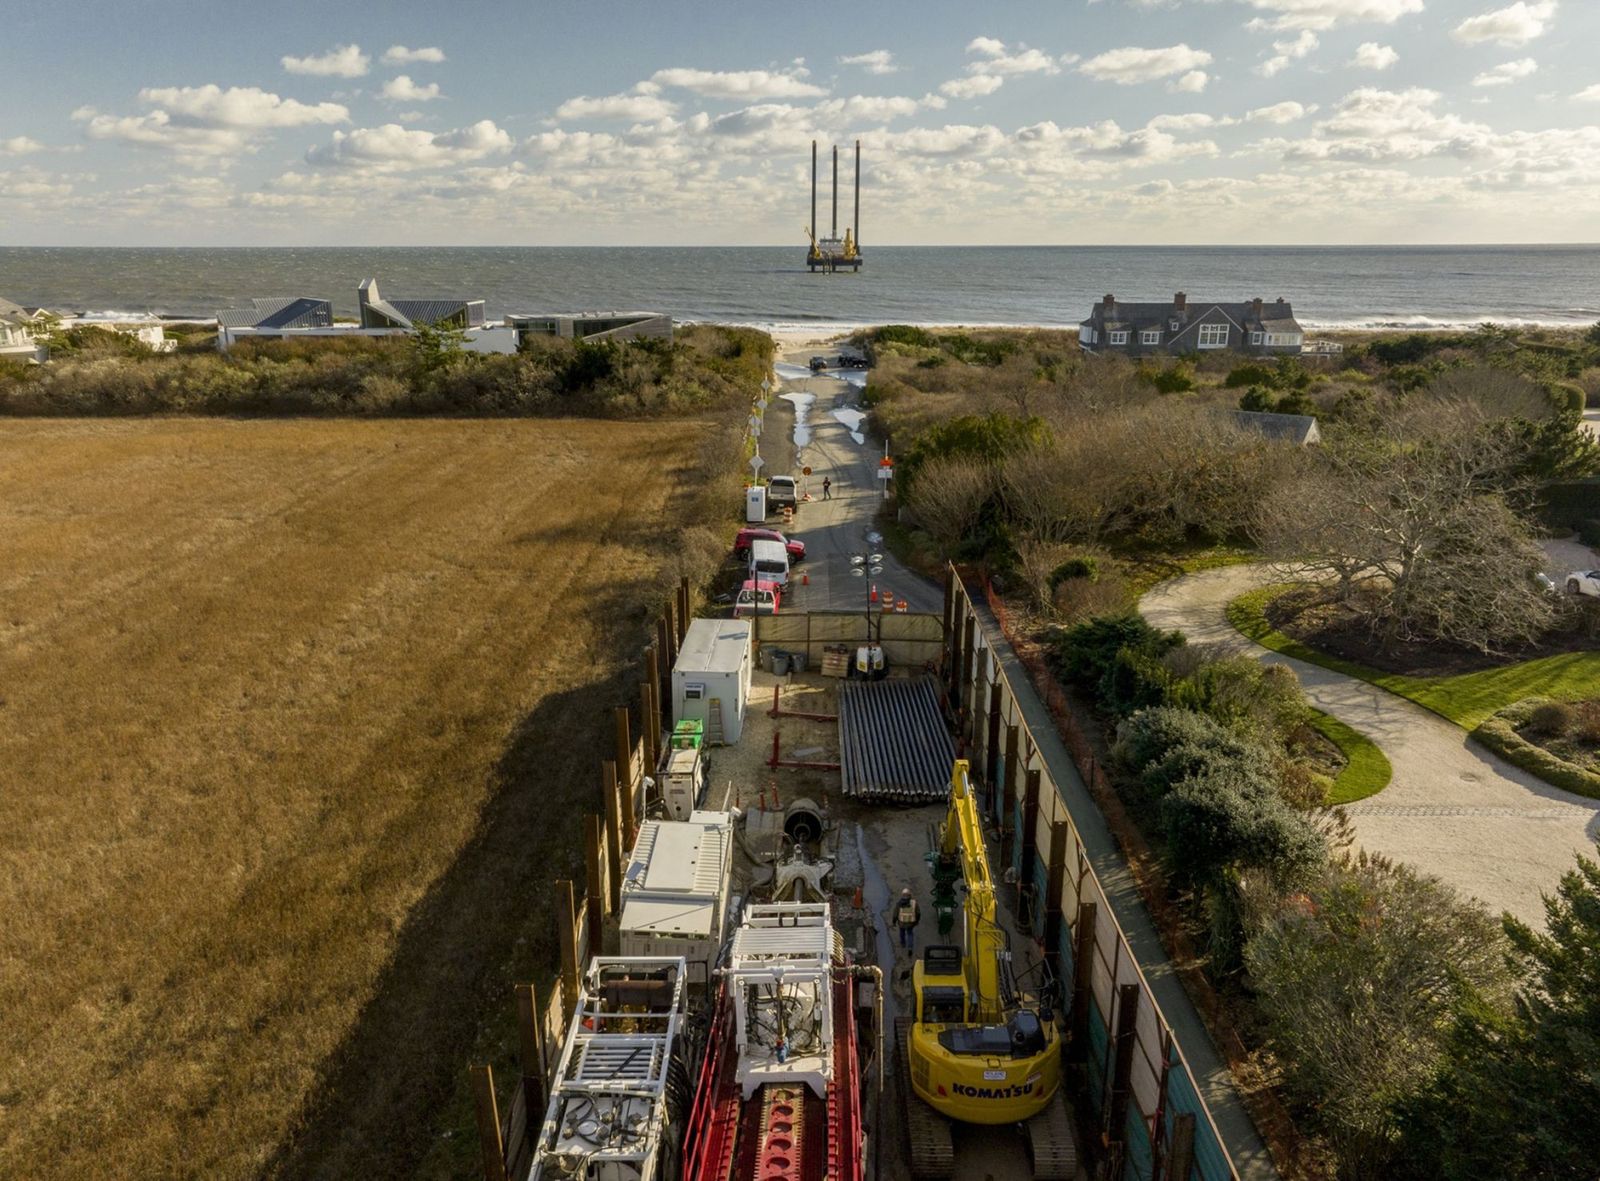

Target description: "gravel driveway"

left=1141, top=565, right=1600, bottom=926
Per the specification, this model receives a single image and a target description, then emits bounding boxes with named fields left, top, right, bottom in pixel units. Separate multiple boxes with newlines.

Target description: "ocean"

left=2, top=245, right=1597, bottom=332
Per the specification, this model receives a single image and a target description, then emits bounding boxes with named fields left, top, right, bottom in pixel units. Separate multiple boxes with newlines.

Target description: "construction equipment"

left=657, top=720, right=708, bottom=820
left=682, top=902, right=873, bottom=1181
left=527, top=956, right=691, bottom=1181
left=804, top=140, right=864, bottom=273
left=899, top=760, right=1077, bottom=1179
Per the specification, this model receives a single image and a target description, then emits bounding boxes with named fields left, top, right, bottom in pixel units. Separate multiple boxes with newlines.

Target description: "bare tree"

left=906, top=455, right=994, bottom=554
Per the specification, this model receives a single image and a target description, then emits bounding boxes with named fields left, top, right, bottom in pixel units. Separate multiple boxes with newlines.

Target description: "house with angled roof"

left=1079, top=293, right=1304, bottom=357
left=1232, top=410, right=1321, bottom=446
left=357, top=278, right=484, bottom=331
left=0, top=296, right=47, bottom=363
left=506, top=311, right=673, bottom=346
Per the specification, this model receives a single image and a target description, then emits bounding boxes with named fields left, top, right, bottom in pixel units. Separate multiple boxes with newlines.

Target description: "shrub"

left=1160, top=767, right=1325, bottom=888
left=1050, top=614, right=1184, bottom=713
left=1149, top=366, right=1194, bottom=394
left=1050, top=574, right=1131, bottom=623
left=1049, top=555, right=1098, bottom=587
left=1114, top=706, right=1235, bottom=771
left=1238, top=386, right=1275, bottom=412
left=875, top=324, right=934, bottom=348
left=1528, top=701, right=1574, bottom=736
left=1473, top=699, right=1600, bottom=800
left=1225, top=363, right=1276, bottom=389
left=1574, top=701, right=1600, bottom=745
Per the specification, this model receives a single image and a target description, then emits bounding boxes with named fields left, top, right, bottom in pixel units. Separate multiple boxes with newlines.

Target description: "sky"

left=3, top=0, right=1600, bottom=245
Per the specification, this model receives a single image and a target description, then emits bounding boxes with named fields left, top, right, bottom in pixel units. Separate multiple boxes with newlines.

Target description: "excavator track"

left=1023, top=1089, right=1079, bottom=1180
left=895, top=1017, right=954, bottom=1179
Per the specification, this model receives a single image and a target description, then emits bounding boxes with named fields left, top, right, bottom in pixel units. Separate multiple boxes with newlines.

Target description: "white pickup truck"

left=1565, top=570, right=1600, bottom=596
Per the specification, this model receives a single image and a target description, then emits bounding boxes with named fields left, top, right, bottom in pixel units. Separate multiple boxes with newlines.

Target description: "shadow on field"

left=263, top=652, right=643, bottom=1181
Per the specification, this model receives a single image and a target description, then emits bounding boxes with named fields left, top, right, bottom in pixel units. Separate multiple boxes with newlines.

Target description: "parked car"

left=734, top=578, right=782, bottom=616
left=1565, top=570, right=1600, bottom=597
left=838, top=350, right=868, bottom=368
left=732, top=527, right=806, bottom=562
left=808, top=355, right=828, bottom=372
left=765, top=475, right=799, bottom=514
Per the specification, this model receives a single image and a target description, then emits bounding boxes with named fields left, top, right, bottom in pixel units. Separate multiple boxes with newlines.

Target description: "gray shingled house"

left=357, top=278, right=484, bottom=331
left=215, top=297, right=334, bottom=332
left=1079, top=293, right=1304, bottom=357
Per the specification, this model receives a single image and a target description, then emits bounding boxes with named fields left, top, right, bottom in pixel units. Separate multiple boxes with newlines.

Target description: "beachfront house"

left=216, top=296, right=335, bottom=349
left=358, top=278, right=484, bottom=331
left=0, top=297, right=47, bottom=363
left=1232, top=409, right=1322, bottom=446
left=1079, top=293, right=1305, bottom=357
left=505, top=311, right=672, bottom=347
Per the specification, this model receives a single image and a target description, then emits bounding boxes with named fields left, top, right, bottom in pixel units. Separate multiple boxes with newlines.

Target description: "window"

left=1250, top=331, right=1264, bottom=345
left=1169, top=318, right=1181, bottom=331
left=1197, top=323, right=1230, bottom=349
left=1140, top=329, right=1161, bottom=345
left=1081, top=325, right=1096, bottom=344
left=1109, top=330, right=1129, bottom=345
left=1266, top=332, right=1304, bottom=347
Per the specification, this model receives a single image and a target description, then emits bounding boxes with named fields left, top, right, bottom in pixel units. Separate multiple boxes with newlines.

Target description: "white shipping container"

left=672, top=618, right=752, bottom=744
left=618, top=812, right=734, bottom=993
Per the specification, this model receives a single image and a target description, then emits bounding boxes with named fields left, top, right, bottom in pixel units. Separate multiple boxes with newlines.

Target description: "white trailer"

left=618, top=812, right=734, bottom=992
left=672, top=618, right=751, bottom=745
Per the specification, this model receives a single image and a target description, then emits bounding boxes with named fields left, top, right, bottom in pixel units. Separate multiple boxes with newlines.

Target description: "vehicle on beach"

left=734, top=578, right=782, bottom=616
left=765, top=475, right=799, bottom=514
left=1565, top=570, right=1600, bottom=597
left=809, top=355, right=829, bottom=372
left=732, top=526, right=805, bottom=562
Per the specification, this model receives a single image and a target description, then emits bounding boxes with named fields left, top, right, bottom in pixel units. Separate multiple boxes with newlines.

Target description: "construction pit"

left=701, top=664, right=1082, bottom=1181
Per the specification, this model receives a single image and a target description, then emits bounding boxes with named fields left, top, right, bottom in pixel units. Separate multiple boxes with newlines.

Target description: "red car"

left=732, top=527, right=806, bottom=562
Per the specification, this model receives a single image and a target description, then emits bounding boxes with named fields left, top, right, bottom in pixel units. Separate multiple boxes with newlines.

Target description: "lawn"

left=1309, top=709, right=1393, bottom=804
left=0, top=416, right=713, bottom=1181
left=1229, top=585, right=1600, bottom=730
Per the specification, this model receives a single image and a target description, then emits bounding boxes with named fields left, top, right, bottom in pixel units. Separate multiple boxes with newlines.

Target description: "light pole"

left=849, top=547, right=885, bottom=642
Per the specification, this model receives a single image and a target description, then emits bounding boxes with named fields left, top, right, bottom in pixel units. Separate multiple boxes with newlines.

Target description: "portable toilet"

left=672, top=619, right=752, bottom=745
left=745, top=484, right=768, bottom=523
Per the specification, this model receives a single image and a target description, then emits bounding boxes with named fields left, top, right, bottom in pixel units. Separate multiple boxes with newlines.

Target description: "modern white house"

left=215, top=282, right=511, bottom=352
left=0, top=297, right=46, bottom=363
left=506, top=311, right=673, bottom=347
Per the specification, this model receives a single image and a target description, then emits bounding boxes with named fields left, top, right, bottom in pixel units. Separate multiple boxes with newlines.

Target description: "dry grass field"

left=0, top=416, right=719, bottom=1180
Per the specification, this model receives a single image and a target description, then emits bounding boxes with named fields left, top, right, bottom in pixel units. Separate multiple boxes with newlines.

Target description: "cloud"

left=556, top=91, right=679, bottom=121
left=1148, top=112, right=1238, bottom=131
left=75, top=108, right=249, bottom=158
left=280, top=44, right=370, bottom=78
left=1473, top=58, right=1539, bottom=86
left=0, top=165, right=76, bottom=199
left=882, top=124, right=1007, bottom=157
left=982, top=47, right=1066, bottom=77
left=305, top=119, right=512, bottom=168
left=1573, top=84, right=1600, bottom=102
left=967, top=37, right=1007, bottom=57
left=1013, top=119, right=1220, bottom=167
left=840, top=50, right=897, bottom=75
left=1258, top=30, right=1318, bottom=77
left=1080, top=44, right=1213, bottom=85
left=1247, top=100, right=1315, bottom=123
left=813, top=94, right=940, bottom=122
left=1451, top=2, right=1557, bottom=46
left=382, top=45, right=446, bottom=66
left=1238, top=0, right=1423, bottom=31
left=1, top=136, right=46, bottom=155
left=380, top=75, right=443, bottom=102
left=1169, top=70, right=1210, bottom=93
left=1349, top=41, right=1399, bottom=69
left=940, top=74, right=1005, bottom=99
left=136, top=84, right=348, bottom=127
left=649, top=67, right=826, bottom=99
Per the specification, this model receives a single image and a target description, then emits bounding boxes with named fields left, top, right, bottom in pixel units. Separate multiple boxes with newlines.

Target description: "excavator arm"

left=929, top=760, right=1009, bottom=1024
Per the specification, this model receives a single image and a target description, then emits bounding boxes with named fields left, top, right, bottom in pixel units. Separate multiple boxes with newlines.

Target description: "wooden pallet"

left=821, top=644, right=851, bottom=678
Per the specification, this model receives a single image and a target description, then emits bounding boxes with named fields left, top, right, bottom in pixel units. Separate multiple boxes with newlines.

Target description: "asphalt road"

left=757, top=351, right=943, bottom=615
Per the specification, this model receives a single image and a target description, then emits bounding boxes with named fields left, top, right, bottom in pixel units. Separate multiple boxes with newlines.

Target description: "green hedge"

left=1471, top=697, right=1600, bottom=801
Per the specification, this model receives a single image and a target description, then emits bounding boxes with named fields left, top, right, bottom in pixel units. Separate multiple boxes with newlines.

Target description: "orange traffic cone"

left=870, top=584, right=879, bottom=603
left=802, top=571, right=809, bottom=586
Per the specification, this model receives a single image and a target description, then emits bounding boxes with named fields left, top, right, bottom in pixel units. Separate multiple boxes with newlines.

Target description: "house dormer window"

left=1169, top=318, right=1181, bottom=331
left=1140, top=329, right=1161, bottom=344
left=1197, top=324, right=1229, bottom=349
left=1250, top=331, right=1264, bottom=345
left=1109, top=330, right=1129, bottom=345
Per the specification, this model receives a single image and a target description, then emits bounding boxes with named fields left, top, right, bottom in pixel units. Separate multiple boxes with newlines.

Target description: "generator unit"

left=618, top=812, right=734, bottom=993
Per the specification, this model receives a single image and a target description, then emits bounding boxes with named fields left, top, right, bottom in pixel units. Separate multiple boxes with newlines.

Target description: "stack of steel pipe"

left=838, top=676, right=955, bottom=802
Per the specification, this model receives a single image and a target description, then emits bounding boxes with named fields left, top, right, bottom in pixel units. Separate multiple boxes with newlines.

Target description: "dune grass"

left=1308, top=709, right=1393, bottom=803
left=0, top=416, right=713, bottom=1181
left=1228, top=585, right=1600, bottom=730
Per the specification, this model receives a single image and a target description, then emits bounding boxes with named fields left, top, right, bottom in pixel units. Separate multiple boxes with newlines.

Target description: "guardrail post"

left=958, top=616, right=975, bottom=742
left=613, top=707, right=636, bottom=849
left=984, top=681, right=1002, bottom=794
left=603, top=760, right=623, bottom=912
left=1020, top=768, right=1042, bottom=891
left=556, top=880, right=579, bottom=1017
left=470, top=1064, right=509, bottom=1181
left=586, top=814, right=607, bottom=937
left=677, top=577, right=691, bottom=642
left=1070, top=902, right=1096, bottom=1062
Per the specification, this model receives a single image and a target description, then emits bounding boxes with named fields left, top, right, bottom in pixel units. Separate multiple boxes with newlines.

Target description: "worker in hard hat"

left=895, top=886, right=921, bottom=953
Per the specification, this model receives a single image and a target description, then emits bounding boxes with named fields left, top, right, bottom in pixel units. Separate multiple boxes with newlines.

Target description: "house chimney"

left=1251, top=297, right=1264, bottom=318
left=1103, top=293, right=1115, bottom=308
left=1174, top=291, right=1186, bottom=311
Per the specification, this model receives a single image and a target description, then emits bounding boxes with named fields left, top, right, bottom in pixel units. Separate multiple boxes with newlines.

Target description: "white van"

left=748, top=538, right=791, bottom=588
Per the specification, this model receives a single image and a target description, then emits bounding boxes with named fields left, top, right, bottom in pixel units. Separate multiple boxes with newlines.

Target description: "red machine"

left=682, top=903, right=865, bottom=1181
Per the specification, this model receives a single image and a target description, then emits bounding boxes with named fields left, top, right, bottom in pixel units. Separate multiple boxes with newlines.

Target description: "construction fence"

left=942, top=566, right=1247, bottom=1181
left=750, top=608, right=944, bottom=669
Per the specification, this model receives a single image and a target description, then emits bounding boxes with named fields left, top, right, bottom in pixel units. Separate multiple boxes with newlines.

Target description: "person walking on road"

left=895, top=886, right=921, bottom=952
left=822, top=476, right=832, bottom=500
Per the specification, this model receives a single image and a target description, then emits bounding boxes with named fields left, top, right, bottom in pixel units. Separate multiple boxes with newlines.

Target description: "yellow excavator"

left=897, top=759, right=1078, bottom=1179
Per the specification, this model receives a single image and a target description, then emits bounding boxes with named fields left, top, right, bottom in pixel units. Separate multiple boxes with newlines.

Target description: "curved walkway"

left=1141, top=565, right=1600, bottom=926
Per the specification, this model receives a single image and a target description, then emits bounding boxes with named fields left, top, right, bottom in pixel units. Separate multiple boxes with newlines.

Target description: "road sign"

left=802, top=465, right=812, bottom=475
left=875, top=467, right=893, bottom=480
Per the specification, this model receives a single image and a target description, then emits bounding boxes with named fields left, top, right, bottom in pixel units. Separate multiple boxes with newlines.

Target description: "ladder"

left=707, top=698, right=725, bottom=746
